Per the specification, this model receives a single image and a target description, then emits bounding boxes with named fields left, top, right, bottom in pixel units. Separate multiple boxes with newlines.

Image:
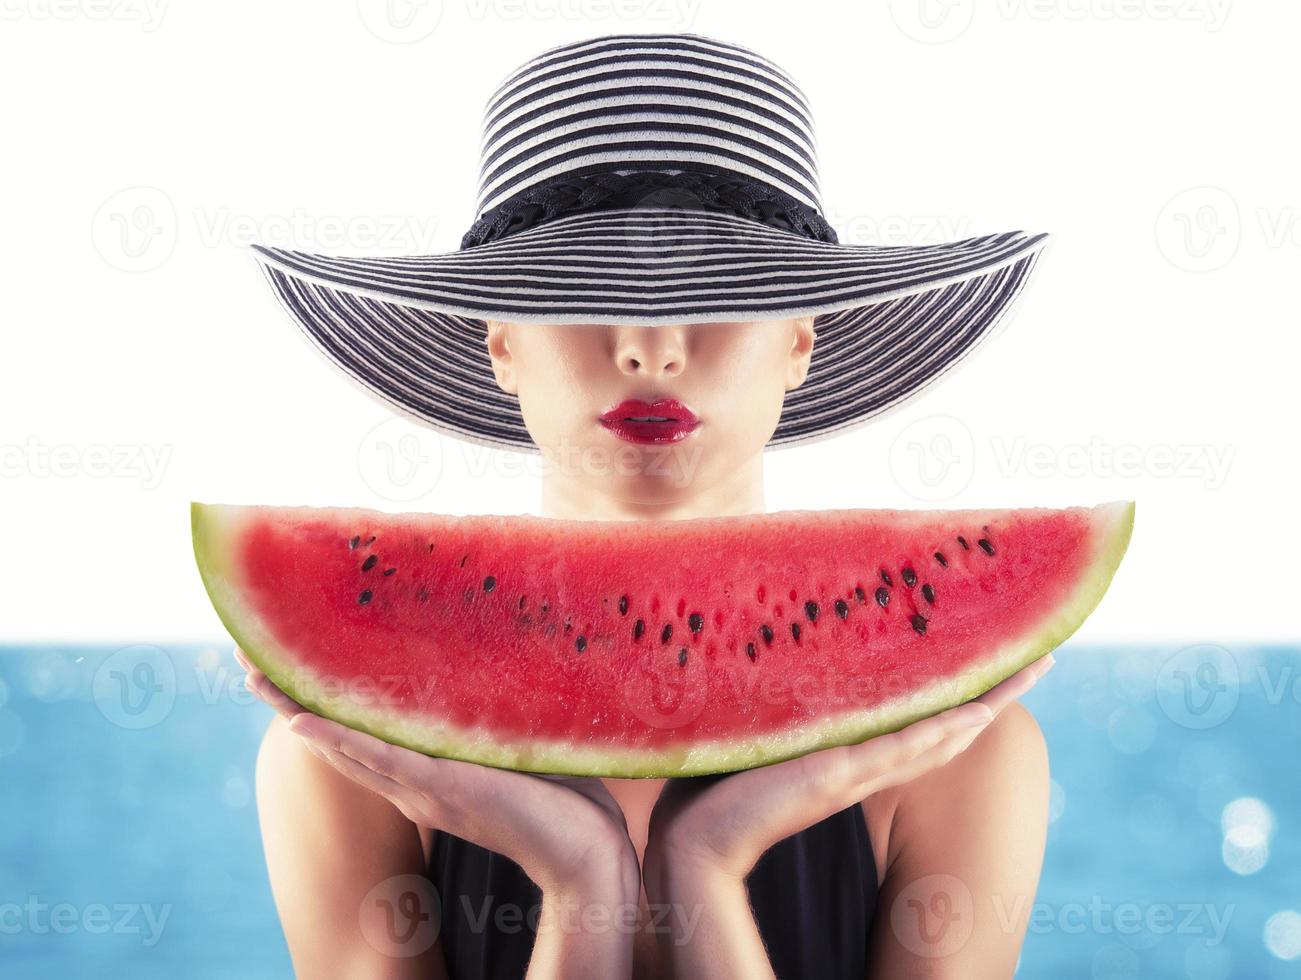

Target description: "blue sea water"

left=1, top=643, right=1299, bottom=979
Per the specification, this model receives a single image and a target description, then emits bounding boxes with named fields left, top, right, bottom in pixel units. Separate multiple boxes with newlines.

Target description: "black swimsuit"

left=427, top=801, right=878, bottom=979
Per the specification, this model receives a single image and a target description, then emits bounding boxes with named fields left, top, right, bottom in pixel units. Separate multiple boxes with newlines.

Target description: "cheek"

left=700, top=334, right=790, bottom=433
left=510, top=332, right=606, bottom=437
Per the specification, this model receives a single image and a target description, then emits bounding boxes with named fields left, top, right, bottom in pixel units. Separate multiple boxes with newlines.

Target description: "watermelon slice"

left=192, top=501, right=1133, bottom=777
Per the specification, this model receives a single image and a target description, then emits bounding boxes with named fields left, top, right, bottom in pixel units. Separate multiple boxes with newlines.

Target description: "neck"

left=538, top=452, right=766, bottom=521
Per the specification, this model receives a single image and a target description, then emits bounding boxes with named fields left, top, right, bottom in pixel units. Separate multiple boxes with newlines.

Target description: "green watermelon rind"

left=192, top=500, right=1135, bottom=778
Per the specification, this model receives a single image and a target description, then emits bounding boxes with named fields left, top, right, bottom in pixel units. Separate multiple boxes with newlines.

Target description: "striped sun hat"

left=250, top=31, right=1052, bottom=452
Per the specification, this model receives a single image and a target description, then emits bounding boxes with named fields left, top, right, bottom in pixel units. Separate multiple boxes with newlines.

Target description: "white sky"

left=2, top=3, right=1298, bottom=643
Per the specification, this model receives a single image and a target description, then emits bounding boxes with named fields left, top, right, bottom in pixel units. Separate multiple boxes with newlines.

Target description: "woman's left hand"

left=644, top=654, right=1055, bottom=882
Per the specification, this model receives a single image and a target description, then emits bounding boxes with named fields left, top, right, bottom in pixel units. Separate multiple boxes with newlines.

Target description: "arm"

left=257, top=714, right=448, bottom=979
left=866, top=701, right=1049, bottom=978
left=641, top=657, right=1054, bottom=979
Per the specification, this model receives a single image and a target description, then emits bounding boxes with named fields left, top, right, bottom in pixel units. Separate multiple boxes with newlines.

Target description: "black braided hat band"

left=459, top=169, right=840, bottom=250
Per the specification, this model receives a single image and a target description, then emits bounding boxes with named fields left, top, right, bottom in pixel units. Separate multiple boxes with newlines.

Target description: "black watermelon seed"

left=854, top=586, right=866, bottom=603
left=517, top=595, right=526, bottom=610
left=746, top=641, right=757, bottom=661
left=791, top=622, right=802, bottom=642
left=902, top=567, right=917, bottom=588
left=688, top=612, right=704, bottom=633
left=760, top=624, right=774, bottom=645
left=383, top=568, right=396, bottom=577
left=618, top=595, right=629, bottom=615
left=835, top=599, right=849, bottom=620
left=576, top=635, right=587, bottom=653
left=922, top=584, right=936, bottom=604
left=978, top=538, right=995, bottom=556
left=361, top=555, right=378, bottom=571
left=958, top=536, right=970, bottom=550
left=348, top=536, right=360, bottom=550
left=633, top=619, right=645, bottom=640
left=428, top=543, right=435, bottom=553
left=875, top=587, right=890, bottom=608
left=483, top=576, right=496, bottom=593
left=661, top=623, right=673, bottom=645
left=678, top=647, right=688, bottom=667
left=459, top=554, right=468, bottom=567
left=365, top=535, right=376, bottom=545
left=358, top=590, right=373, bottom=605
left=880, top=569, right=893, bottom=587
left=934, top=551, right=948, bottom=568
left=911, top=614, right=928, bottom=635
left=804, top=600, right=819, bottom=622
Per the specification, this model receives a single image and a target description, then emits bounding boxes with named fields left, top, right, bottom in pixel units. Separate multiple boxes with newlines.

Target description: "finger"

left=845, top=661, right=1044, bottom=786
left=291, top=715, right=569, bottom=824
left=534, top=775, right=628, bottom=828
left=886, top=723, right=986, bottom=786
left=289, top=713, right=422, bottom=785
left=887, top=663, right=1051, bottom=785
left=243, top=668, right=307, bottom=721
left=309, top=741, right=410, bottom=799
left=852, top=699, right=991, bottom=770
left=233, top=647, right=252, bottom=673
left=973, top=659, right=1048, bottom=716
left=289, top=721, right=411, bottom=799
left=792, top=707, right=986, bottom=816
left=303, top=741, right=428, bottom=824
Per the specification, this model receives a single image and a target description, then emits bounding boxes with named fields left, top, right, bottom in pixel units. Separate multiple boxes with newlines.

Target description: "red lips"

left=599, top=397, right=700, bottom=445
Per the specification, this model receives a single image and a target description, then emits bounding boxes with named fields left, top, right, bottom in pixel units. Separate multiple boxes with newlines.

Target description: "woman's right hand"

left=235, top=647, right=639, bottom=898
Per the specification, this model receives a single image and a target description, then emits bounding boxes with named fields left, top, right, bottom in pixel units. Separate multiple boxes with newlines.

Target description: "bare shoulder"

left=955, top=700, right=1048, bottom=782
left=863, top=703, right=1049, bottom=873
left=257, top=713, right=364, bottom=807
left=864, top=703, right=1051, bottom=974
left=257, top=713, right=436, bottom=851
left=899, top=701, right=1048, bottom=821
left=256, top=715, right=443, bottom=979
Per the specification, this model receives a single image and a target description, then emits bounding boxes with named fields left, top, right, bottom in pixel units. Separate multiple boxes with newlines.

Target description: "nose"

left=612, top=324, right=686, bottom=378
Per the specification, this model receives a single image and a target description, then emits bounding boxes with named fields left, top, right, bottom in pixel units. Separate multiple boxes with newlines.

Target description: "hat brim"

left=249, top=208, right=1051, bottom=452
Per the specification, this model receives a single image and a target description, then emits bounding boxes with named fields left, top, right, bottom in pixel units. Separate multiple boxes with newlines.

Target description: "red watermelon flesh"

left=192, top=501, right=1133, bottom=776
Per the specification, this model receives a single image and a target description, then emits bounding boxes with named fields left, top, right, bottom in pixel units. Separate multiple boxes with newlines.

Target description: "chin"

left=578, top=432, right=712, bottom=491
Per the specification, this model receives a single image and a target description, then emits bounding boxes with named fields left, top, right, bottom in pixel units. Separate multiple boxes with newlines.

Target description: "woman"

left=239, top=32, right=1054, bottom=978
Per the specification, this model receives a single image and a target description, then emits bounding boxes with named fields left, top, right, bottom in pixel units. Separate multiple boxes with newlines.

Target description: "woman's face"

left=484, top=318, right=816, bottom=500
